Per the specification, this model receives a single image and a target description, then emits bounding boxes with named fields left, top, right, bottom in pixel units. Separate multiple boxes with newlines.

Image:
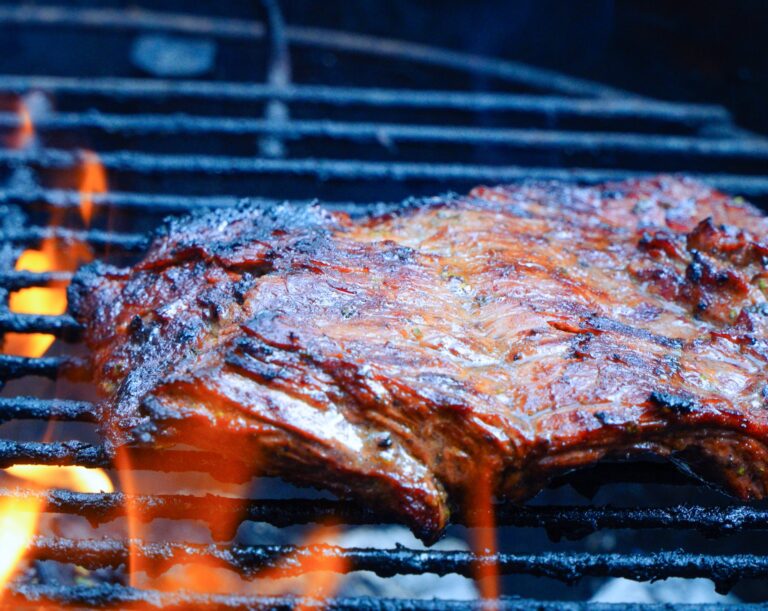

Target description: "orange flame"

left=3, top=108, right=95, bottom=357
left=0, top=496, right=43, bottom=595
left=114, top=447, right=143, bottom=589
left=121, top=449, right=251, bottom=598
left=295, top=524, right=348, bottom=608
left=4, top=236, right=91, bottom=357
left=5, top=244, right=67, bottom=357
left=469, top=469, right=500, bottom=607
left=9, top=101, right=34, bottom=150
left=79, top=151, right=107, bottom=228
left=0, top=466, right=113, bottom=599
left=6, top=465, right=114, bottom=493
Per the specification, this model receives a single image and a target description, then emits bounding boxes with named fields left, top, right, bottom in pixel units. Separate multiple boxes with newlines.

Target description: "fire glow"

left=79, top=150, right=107, bottom=227
left=0, top=104, right=114, bottom=597
left=469, top=469, right=500, bottom=607
left=0, top=496, right=43, bottom=593
left=3, top=111, right=101, bottom=357
left=0, top=465, right=114, bottom=598
left=5, top=465, right=114, bottom=493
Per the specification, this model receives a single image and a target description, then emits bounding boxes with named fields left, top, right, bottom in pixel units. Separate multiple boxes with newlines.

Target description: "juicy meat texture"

left=70, top=176, right=768, bottom=542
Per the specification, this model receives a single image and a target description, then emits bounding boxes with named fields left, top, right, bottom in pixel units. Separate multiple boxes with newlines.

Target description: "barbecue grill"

left=1, top=2, right=768, bottom=608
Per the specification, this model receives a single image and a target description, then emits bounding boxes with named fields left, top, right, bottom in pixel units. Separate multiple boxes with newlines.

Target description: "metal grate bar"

left=0, top=312, right=81, bottom=338
left=0, top=354, right=85, bottom=381
left=0, top=189, right=394, bottom=215
left=5, top=584, right=760, bottom=610
left=0, top=397, right=98, bottom=422
left=1, top=113, right=762, bottom=158
left=4, top=487, right=768, bottom=540
left=0, top=7, right=631, bottom=98
left=0, top=270, right=73, bottom=290
left=3, top=226, right=146, bottom=251
left=0, top=439, right=108, bottom=468
left=0, top=76, right=725, bottom=123
left=23, top=536, right=768, bottom=588
left=0, top=354, right=82, bottom=380
left=3, top=149, right=768, bottom=196
left=0, top=441, right=253, bottom=482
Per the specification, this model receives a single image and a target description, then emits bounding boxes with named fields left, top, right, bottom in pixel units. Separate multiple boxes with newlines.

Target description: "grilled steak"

left=70, top=176, right=768, bottom=542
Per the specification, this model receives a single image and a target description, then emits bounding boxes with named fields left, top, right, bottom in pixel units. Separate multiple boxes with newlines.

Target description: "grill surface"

left=1, top=2, right=768, bottom=609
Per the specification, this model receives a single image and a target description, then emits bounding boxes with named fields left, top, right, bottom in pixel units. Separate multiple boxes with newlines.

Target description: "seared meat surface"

left=70, top=176, right=768, bottom=541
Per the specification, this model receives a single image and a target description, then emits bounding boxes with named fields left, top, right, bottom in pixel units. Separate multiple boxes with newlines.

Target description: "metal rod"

left=3, top=148, right=768, bottom=196
left=6, top=583, right=760, bottom=610
left=0, top=6, right=632, bottom=98
left=0, top=441, right=253, bottom=483
left=0, top=113, right=762, bottom=157
left=0, top=397, right=98, bottom=422
left=0, top=76, right=727, bottom=122
left=259, top=0, right=291, bottom=158
left=0, top=270, right=73, bottom=289
left=0, top=189, right=392, bottom=215
left=0, top=439, right=109, bottom=468
left=0, top=312, right=81, bottom=338
left=23, top=536, right=768, bottom=588
left=2, top=225, right=146, bottom=251
left=2, top=487, right=768, bottom=540
left=0, top=354, right=81, bottom=381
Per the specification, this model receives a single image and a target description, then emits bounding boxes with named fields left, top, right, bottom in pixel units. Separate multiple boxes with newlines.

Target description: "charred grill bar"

left=0, top=2, right=767, bottom=609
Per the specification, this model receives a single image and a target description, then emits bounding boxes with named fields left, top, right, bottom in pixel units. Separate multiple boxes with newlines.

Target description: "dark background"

left=281, top=0, right=768, bottom=136
left=181, top=0, right=768, bottom=136
left=7, top=1, right=768, bottom=135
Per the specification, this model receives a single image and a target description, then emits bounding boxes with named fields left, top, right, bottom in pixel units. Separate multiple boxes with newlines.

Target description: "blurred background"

left=13, top=0, right=764, bottom=135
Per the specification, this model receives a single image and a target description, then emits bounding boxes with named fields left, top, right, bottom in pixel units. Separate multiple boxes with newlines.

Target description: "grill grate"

left=0, top=2, right=767, bottom=609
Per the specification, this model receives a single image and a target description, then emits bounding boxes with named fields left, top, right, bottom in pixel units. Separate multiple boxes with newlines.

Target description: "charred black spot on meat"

left=197, top=293, right=225, bottom=323
left=382, top=244, right=415, bottom=263
left=686, top=251, right=705, bottom=284
left=226, top=352, right=283, bottom=384
left=175, top=327, right=197, bottom=346
left=584, top=315, right=683, bottom=349
left=340, top=302, right=358, bottom=319
left=569, top=332, right=594, bottom=360
left=127, top=315, right=150, bottom=343
left=639, top=230, right=684, bottom=261
left=232, top=273, right=256, bottom=305
left=649, top=390, right=700, bottom=415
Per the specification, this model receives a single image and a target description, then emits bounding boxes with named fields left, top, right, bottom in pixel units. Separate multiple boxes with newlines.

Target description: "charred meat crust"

left=70, top=176, right=768, bottom=543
